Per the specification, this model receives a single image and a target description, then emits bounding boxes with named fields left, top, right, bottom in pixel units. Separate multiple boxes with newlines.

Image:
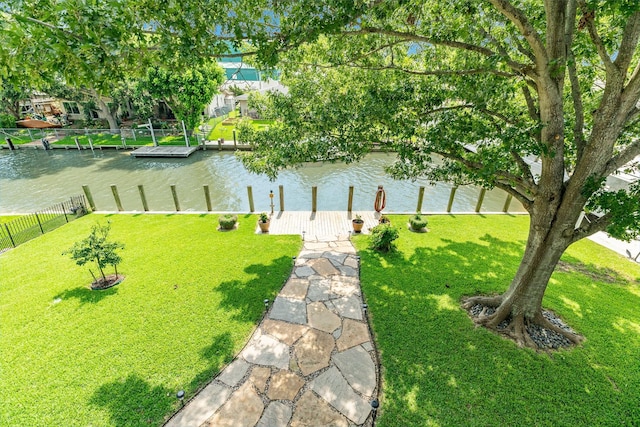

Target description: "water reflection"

left=0, top=149, right=525, bottom=214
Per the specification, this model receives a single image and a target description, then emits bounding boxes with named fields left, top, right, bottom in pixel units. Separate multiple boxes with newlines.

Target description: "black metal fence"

left=0, top=195, right=88, bottom=252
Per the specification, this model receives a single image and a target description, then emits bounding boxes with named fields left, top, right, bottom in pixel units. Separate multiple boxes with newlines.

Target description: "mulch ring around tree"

left=90, top=274, right=125, bottom=290
left=466, top=303, right=581, bottom=351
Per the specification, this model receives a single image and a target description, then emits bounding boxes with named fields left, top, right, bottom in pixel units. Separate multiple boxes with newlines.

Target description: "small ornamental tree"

left=64, top=222, right=124, bottom=288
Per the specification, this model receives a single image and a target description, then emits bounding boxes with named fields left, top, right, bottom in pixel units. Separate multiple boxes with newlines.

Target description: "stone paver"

left=261, top=319, right=308, bottom=346
left=248, top=366, right=271, bottom=393
left=269, top=297, right=307, bottom=324
left=294, top=329, right=335, bottom=376
left=205, top=382, right=264, bottom=427
left=311, top=366, right=371, bottom=425
left=336, top=318, right=370, bottom=351
left=217, top=359, right=250, bottom=387
left=267, top=370, right=305, bottom=401
left=290, top=391, right=350, bottom=427
left=307, top=301, right=341, bottom=333
left=280, top=278, right=309, bottom=299
left=334, top=346, right=377, bottom=395
left=330, top=295, right=363, bottom=320
left=242, top=333, right=290, bottom=369
left=256, top=402, right=292, bottom=427
left=166, top=236, right=378, bottom=427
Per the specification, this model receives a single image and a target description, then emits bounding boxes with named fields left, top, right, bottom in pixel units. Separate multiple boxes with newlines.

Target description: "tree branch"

left=8, top=12, right=83, bottom=41
left=350, top=27, right=496, bottom=57
left=521, top=85, right=539, bottom=121
left=613, top=10, right=640, bottom=73
left=603, top=139, right=640, bottom=177
left=567, top=50, right=586, bottom=162
left=488, top=0, right=548, bottom=64
left=577, top=0, right=615, bottom=73
left=571, top=212, right=611, bottom=244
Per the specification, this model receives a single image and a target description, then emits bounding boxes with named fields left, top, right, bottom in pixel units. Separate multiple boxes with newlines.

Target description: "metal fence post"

left=34, top=213, right=44, bottom=234
left=4, top=224, right=15, bottom=247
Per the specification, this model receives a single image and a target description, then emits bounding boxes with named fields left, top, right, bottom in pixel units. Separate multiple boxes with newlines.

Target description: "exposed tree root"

left=463, top=295, right=584, bottom=350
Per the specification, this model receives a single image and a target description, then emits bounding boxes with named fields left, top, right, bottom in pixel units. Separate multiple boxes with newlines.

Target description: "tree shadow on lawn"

left=215, top=255, right=295, bottom=322
left=53, top=284, right=118, bottom=305
left=89, top=374, right=174, bottom=427
left=188, top=331, right=236, bottom=394
left=360, top=234, right=636, bottom=426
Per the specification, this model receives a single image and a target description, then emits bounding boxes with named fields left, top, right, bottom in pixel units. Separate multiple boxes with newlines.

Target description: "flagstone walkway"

left=165, top=235, right=379, bottom=427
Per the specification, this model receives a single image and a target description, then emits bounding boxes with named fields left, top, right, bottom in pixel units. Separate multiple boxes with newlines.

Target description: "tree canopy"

left=5, top=0, right=640, bottom=347
left=139, top=63, right=225, bottom=133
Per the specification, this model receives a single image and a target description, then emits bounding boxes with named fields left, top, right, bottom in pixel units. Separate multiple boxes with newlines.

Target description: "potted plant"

left=409, top=214, right=428, bottom=232
left=258, top=212, right=270, bottom=233
left=218, top=214, right=238, bottom=230
left=352, top=214, right=364, bottom=233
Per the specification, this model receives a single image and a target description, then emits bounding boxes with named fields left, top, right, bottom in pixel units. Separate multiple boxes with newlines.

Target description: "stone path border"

left=165, top=235, right=379, bottom=427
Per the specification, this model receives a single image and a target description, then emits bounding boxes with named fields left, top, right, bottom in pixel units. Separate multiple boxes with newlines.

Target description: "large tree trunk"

left=463, top=202, right=585, bottom=348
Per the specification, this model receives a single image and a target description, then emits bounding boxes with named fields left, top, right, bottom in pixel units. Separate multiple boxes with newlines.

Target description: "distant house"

left=21, top=92, right=110, bottom=123
left=205, top=60, right=287, bottom=118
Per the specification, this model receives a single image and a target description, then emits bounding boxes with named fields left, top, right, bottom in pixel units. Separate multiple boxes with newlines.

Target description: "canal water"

left=0, top=149, right=525, bottom=214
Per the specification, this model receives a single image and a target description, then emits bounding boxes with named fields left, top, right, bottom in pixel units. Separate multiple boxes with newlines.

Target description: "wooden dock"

left=256, top=211, right=383, bottom=239
left=130, top=146, right=199, bottom=158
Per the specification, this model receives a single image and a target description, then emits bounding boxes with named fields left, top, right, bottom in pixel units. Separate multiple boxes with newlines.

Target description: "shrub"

left=369, top=224, right=400, bottom=252
left=0, top=113, right=16, bottom=128
left=409, top=214, right=428, bottom=231
left=218, top=214, right=238, bottom=230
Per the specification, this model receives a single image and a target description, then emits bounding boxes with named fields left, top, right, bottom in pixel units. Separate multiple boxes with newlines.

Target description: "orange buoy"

left=374, top=185, right=386, bottom=212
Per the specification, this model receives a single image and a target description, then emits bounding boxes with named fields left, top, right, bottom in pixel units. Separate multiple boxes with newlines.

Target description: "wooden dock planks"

left=130, top=146, right=199, bottom=158
left=258, top=211, right=381, bottom=238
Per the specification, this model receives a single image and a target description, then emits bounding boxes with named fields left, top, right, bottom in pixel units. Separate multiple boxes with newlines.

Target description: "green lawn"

left=206, top=111, right=273, bottom=141
left=52, top=133, right=199, bottom=147
left=352, top=215, right=640, bottom=426
left=0, top=214, right=300, bottom=426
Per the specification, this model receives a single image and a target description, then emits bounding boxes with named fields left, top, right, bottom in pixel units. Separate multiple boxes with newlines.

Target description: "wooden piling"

left=111, top=185, right=124, bottom=211
left=279, top=185, right=285, bottom=212
left=447, top=186, right=458, bottom=213
left=503, top=194, right=513, bottom=213
left=204, top=185, right=212, bottom=211
left=416, top=186, right=425, bottom=213
left=347, top=186, right=354, bottom=212
left=170, top=184, right=181, bottom=211
left=82, top=185, right=96, bottom=211
left=312, top=186, right=318, bottom=213
left=247, top=186, right=255, bottom=212
left=475, top=188, right=486, bottom=213
left=138, top=185, right=149, bottom=211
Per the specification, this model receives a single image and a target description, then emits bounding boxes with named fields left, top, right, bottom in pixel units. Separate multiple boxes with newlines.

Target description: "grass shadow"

left=357, top=228, right=640, bottom=426
left=54, top=284, right=118, bottom=304
left=90, top=374, right=173, bottom=427
left=216, top=255, right=294, bottom=322
left=186, top=332, right=236, bottom=394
